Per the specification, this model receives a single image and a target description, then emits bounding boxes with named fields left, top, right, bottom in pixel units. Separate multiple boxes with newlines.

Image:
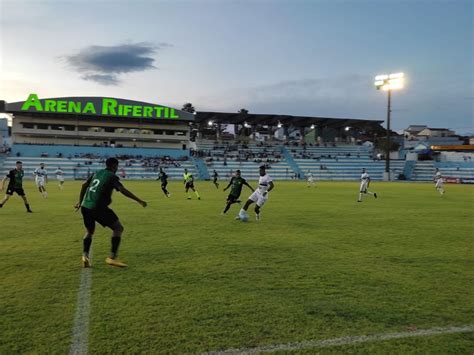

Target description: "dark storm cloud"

left=65, top=42, right=170, bottom=85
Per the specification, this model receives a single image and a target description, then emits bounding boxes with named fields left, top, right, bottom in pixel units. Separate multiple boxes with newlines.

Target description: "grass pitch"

left=1, top=180, right=473, bottom=353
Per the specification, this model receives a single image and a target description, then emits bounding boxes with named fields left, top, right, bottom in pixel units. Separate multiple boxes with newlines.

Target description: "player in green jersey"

left=222, top=170, right=254, bottom=214
left=75, top=158, right=147, bottom=268
left=183, top=168, right=200, bottom=200
left=0, top=161, right=33, bottom=212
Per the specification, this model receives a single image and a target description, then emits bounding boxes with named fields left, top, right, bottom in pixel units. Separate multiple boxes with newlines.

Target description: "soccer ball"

left=238, top=211, right=249, bottom=222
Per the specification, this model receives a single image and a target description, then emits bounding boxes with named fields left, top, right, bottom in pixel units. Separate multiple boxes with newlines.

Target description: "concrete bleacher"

left=290, top=145, right=405, bottom=181
left=1, top=156, right=197, bottom=180
left=197, top=140, right=297, bottom=180
left=411, top=160, right=474, bottom=181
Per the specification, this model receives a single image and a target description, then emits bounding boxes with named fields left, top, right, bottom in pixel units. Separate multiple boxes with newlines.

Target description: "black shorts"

left=6, top=186, right=25, bottom=196
left=185, top=182, right=194, bottom=189
left=213, top=178, right=218, bottom=183
left=81, top=206, right=119, bottom=230
left=161, top=181, right=168, bottom=188
left=227, top=194, right=239, bottom=203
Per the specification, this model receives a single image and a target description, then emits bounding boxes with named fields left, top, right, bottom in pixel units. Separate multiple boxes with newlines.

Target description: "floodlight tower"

left=374, top=72, right=405, bottom=181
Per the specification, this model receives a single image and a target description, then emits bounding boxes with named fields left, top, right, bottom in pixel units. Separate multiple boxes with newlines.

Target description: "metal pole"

left=385, top=89, right=391, bottom=180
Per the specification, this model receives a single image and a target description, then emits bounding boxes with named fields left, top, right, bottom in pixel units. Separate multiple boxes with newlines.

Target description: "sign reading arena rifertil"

left=6, top=93, right=194, bottom=121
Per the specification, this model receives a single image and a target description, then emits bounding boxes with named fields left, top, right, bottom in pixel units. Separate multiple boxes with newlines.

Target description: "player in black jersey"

left=0, top=161, right=32, bottom=212
left=157, top=168, right=171, bottom=197
left=212, top=170, right=219, bottom=189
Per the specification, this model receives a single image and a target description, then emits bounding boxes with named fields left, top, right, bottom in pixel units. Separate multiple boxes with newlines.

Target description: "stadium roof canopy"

left=195, top=111, right=384, bottom=130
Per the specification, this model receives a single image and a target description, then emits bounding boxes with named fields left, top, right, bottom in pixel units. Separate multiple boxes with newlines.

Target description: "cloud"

left=65, top=42, right=170, bottom=85
left=82, top=74, right=120, bottom=86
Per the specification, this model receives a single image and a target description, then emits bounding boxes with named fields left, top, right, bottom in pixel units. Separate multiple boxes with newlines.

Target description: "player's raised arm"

left=223, top=177, right=233, bottom=191
left=267, top=181, right=274, bottom=193
left=244, top=180, right=255, bottom=191
left=118, top=185, right=147, bottom=207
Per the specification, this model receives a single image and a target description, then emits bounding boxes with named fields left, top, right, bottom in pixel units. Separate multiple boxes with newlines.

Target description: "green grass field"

left=1, top=180, right=473, bottom=354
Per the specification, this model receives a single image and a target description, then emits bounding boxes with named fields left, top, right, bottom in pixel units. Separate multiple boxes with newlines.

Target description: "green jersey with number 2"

left=81, top=169, right=122, bottom=209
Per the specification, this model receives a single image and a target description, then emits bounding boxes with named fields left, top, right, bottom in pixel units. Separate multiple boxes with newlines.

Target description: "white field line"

left=203, top=324, right=474, bottom=355
left=69, top=251, right=93, bottom=355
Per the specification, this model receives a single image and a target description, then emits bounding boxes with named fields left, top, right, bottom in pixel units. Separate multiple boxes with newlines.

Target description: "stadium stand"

left=1, top=156, right=197, bottom=180
left=289, top=144, right=406, bottom=180
left=195, top=140, right=296, bottom=180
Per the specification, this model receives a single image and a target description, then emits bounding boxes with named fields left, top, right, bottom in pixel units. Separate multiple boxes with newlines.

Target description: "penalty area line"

left=203, top=324, right=474, bottom=354
left=69, top=251, right=93, bottom=355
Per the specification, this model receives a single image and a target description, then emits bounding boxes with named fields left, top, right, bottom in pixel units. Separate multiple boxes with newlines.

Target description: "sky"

left=0, top=0, right=472, bottom=133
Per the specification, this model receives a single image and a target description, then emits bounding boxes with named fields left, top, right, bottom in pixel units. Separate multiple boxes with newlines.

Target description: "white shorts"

left=435, top=179, right=443, bottom=188
left=360, top=181, right=368, bottom=192
left=57, top=177, right=65, bottom=182
left=35, top=178, right=45, bottom=187
left=248, top=190, right=268, bottom=207
left=308, top=178, right=314, bottom=183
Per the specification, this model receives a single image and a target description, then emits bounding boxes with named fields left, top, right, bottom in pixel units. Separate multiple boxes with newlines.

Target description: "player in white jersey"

left=357, top=168, right=377, bottom=202
left=433, top=168, right=445, bottom=195
left=307, top=170, right=315, bottom=188
left=33, top=163, right=48, bottom=198
left=238, top=165, right=274, bottom=221
left=55, top=167, right=65, bottom=190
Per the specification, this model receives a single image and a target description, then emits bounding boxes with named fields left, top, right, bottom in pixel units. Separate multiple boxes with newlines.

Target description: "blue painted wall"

left=12, top=144, right=188, bottom=158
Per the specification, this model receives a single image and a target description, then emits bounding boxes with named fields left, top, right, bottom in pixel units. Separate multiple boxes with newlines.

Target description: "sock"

left=25, top=203, right=31, bottom=211
left=358, top=193, right=362, bottom=201
left=83, top=236, right=92, bottom=256
left=367, top=191, right=374, bottom=195
left=187, top=192, right=192, bottom=199
left=111, top=236, right=121, bottom=258
left=194, top=191, right=200, bottom=198
left=223, top=203, right=231, bottom=214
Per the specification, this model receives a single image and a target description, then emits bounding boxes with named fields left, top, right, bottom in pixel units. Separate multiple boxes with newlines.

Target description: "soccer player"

left=183, top=168, right=200, bottom=200
left=0, top=161, right=33, bottom=212
left=74, top=157, right=147, bottom=268
left=434, top=168, right=445, bottom=195
left=357, top=168, right=377, bottom=202
left=307, top=170, right=315, bottom=188
left=222, top=170, right=254, bottom=214
left=33, top=163, right=48, bottom=198
left=238, top=165, right=274, bottom=221
left=212, top=170, right=219, bottom=189
left=55, top=167, right=65, bottom=190
left=157, top=168, right=171, bottom=197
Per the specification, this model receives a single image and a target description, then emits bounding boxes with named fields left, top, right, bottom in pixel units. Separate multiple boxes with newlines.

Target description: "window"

left=22, top=123, right=35, bottom=129
left=154, top=130, right=163, bottom=135
left=78, top=126, right=88, bottom=132
left=37, top=124, right=49, bottom=129
left=64, top=125, right=76, bottom=131
left=104, top=127, right=115, bottom=133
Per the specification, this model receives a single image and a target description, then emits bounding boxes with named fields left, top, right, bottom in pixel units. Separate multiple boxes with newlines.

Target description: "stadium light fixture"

left=374, top=72, right=405, bottom=181
left=244, top=122, right=250, bottom=128
left=345, top=126, right=350, bottom=132
left=277, top=122, right=282, bottom=128
left=310, top=124, right=315, bottom=129
left=374, top=72, right=404, bottom=91
left=207, top=120, right=213, bottom=126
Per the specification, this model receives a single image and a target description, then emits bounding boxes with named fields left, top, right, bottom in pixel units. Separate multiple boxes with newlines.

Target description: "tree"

left=182, top=103, right=196, bottom=113
left=238, top=108, right=249, bottom=115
